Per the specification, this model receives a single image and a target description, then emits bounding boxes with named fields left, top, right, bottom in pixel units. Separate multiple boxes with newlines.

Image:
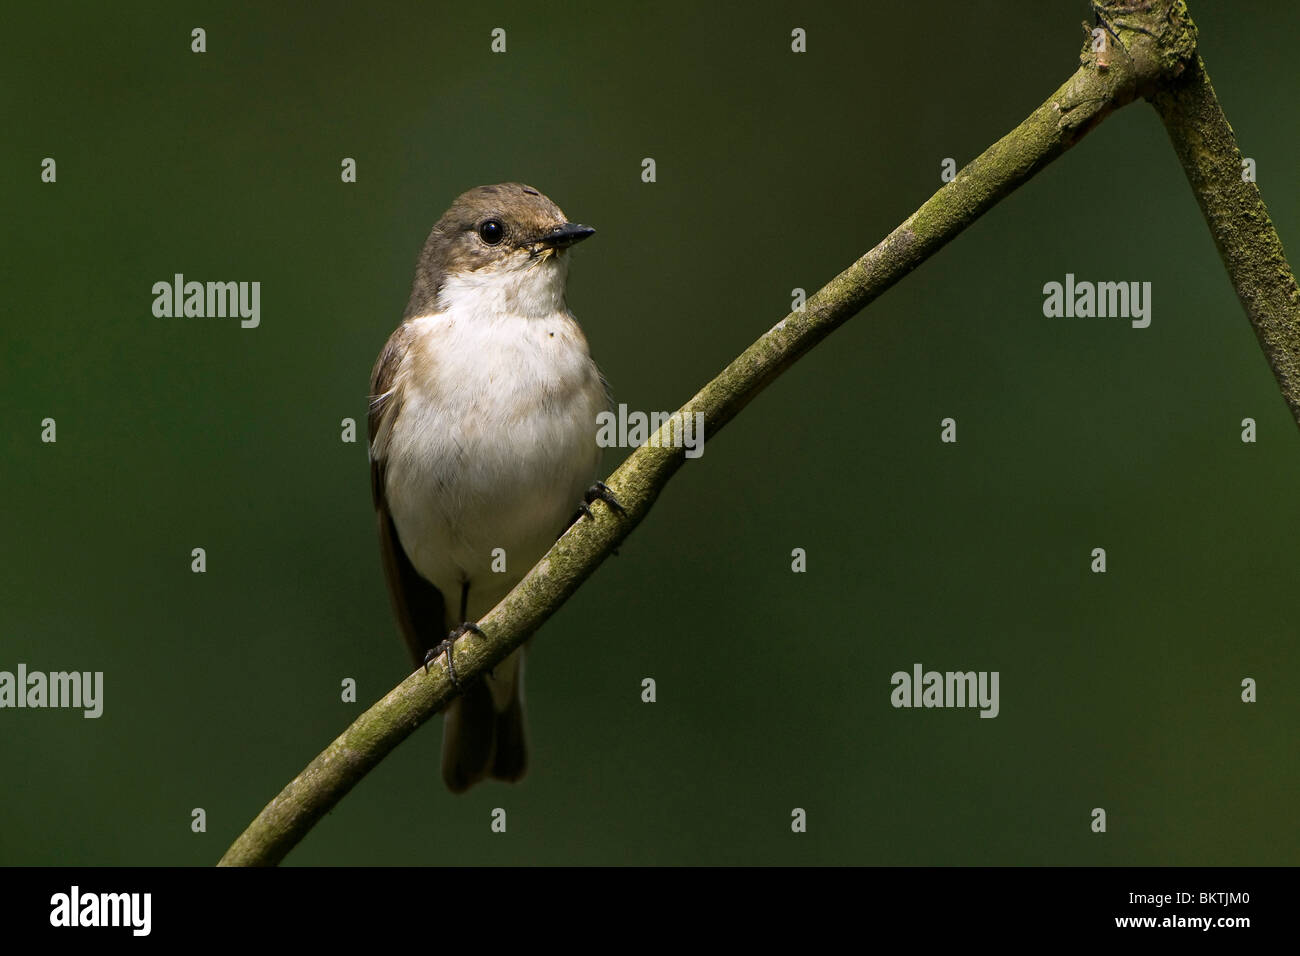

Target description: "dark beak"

left=540, top=222, right=596, bottom=249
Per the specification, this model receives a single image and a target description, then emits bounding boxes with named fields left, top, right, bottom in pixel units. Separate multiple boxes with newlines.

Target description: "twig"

left=1151, top=56, right=1300, bottom=427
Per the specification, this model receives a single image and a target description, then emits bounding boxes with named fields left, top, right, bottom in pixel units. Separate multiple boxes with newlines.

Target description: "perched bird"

left=368, top=183, right=616, bottom=792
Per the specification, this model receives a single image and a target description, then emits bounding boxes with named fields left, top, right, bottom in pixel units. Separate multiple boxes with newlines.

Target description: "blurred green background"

left=3, top=1, right=1297, bottom=865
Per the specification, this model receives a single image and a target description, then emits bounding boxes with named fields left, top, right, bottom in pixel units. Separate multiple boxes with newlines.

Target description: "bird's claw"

left=583, top=480, right=625, bottom=517
left=422, top=621, right=485, bottom=688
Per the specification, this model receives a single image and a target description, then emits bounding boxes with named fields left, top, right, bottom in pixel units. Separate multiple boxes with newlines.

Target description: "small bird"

left=368, top=183, right=616, bottom=792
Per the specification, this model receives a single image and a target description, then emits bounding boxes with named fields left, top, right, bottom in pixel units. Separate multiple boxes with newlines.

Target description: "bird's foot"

left=572, top=480, right=625, bottom=523
left=422, top=621, right=486, bottom=688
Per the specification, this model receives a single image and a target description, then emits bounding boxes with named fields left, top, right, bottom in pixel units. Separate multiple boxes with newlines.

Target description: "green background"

left=3, top=1, right=1297, bottom=865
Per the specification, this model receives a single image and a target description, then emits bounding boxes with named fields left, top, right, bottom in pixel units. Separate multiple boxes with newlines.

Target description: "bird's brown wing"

left=368, top=323, right=446, bottom=668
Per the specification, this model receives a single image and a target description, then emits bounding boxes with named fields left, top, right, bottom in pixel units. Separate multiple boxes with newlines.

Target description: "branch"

left=220, top=2, right=1244, bottom=866
left=1150, top=56, right=1300, bottom=428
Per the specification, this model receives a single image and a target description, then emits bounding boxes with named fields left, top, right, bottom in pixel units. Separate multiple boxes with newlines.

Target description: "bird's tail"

left=441, top=647, right=527, bottom=792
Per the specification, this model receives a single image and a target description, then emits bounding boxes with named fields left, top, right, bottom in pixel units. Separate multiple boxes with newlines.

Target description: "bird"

left=367, top=183, right=617, bottom=792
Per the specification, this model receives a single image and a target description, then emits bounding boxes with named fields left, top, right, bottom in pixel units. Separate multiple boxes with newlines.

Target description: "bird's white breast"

left=383, top=258, right=604, bottom=620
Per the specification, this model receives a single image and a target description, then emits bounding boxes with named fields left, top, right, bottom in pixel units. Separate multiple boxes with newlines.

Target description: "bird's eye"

left=479, top=219, right=504, bottom=245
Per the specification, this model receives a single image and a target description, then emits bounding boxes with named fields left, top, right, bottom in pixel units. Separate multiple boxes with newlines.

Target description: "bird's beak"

left=540, top=222, right=596, bottom=249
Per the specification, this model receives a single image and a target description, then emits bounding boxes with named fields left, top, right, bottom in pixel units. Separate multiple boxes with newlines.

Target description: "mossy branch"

left=1150, top=57, right=1300, bottom=427
left=219, top=0, right=1293, bottom=866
